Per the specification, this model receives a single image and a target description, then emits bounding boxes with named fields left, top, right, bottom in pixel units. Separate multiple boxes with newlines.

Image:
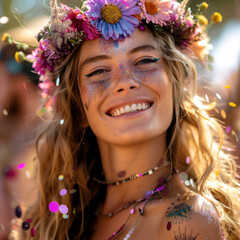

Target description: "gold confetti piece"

left=224, top=85, right=231, bottom=89
left=215, top=171, right=219, bottom=177
left=229, top=102, right=237, bottom=107
left=220, top=109, right=226, bottom=119
left=214, top=108, right=219, bottom=114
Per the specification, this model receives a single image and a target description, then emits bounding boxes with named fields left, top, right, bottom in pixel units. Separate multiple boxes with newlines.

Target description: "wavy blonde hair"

left=23, top=28, right=240, bottom=240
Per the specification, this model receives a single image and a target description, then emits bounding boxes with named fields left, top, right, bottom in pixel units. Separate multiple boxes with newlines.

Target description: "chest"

left=90, top=203, right=169, bottom=240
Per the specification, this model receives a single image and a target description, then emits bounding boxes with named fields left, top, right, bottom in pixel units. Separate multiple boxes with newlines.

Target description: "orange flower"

left=145, top=1, right=158, bottom=15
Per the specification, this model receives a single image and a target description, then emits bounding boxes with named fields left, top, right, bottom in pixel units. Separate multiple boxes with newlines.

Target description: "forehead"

left=79, top=28, right=154, bottom=63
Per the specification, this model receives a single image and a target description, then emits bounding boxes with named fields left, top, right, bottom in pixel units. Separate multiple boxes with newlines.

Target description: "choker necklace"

left=93, top=161, right=170, bottom=187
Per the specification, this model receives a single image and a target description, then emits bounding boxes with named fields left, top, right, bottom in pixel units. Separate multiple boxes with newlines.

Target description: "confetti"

left=0, top=16, right=9, bottom=24
left=186, top=156, right=191, bottom=164
left=3, top=109, right=8, bottom=116
left=22, top=221, right=30, bottom=231
left=59, top=204, right=68, bottom=215
left=60, top=119, right=64, bottom=125
left=69, top=189, right=76, bottom=194
left=224, top=85, right=231, bottom=89
left=73, top=208, right=76, bottom=214
left=130, top=208, right=134, bottom=214
left=184, top=180, right=190, bottom=186
left=17, top=163, right=25, bottom=170
left=205, top=94, right=209, bottom=103
left=220, top=109, right=226, bottom=119
left=179, top=172, right=188, bottom=182
left=49, top=201, right=59, bottom=213
left=31, top=227, right=35, bottom=237
left=15, top=206, right=22, bottom=218
left=36, top=108, right=44, bottom=117
left=214, top=108, right=219, bottom=114
left=228, top=102, right=237, bottom=107
left=26, top=218, right=32, bottom=224
left=226, top=125, right=231, bottom=134
left=63, top=214, right=69, bottom=219
left=216, top=93, right=221, bottom=100
left=56, top=76, right=60, bottom=86
left=60, top=189, right=67, bottom=196
left=215, top=171, right=219, bottom=177
left=58, top=175, right=64, bottom=181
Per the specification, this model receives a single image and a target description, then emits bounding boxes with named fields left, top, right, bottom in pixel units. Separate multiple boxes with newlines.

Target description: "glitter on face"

left=60, top=189, right=67, bottom=196
left=58, top=175, right=64, bottom=181
left=49, top=201, right=59, bottom=213
left=224, top=85, right=231, bottom=89
left=59, top=204, right=68, bottom=215
left=17, top=163, right=26, bottom=170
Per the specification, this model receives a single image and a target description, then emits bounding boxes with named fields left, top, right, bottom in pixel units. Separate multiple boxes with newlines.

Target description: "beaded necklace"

left=104, top=173, right=173, bottom=240
left=93, top=161, right=170, bottom=187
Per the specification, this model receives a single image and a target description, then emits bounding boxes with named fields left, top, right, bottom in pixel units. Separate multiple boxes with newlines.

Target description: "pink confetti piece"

left=59, top=204, right=68, bottom=215
left=17, top=163, right=26, bottom=170
left=49, top=201, right=59, bottom=213
left=121, top=0, right=129, bottom=6
left=186, top=156, right=191, bottom=164
left=60, top=189, right=67, bottom=196
left=226, top=125, right=231, bottom=134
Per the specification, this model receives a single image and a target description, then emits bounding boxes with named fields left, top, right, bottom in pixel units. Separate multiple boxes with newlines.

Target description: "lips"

left=107, top=100, right=153, bottom=117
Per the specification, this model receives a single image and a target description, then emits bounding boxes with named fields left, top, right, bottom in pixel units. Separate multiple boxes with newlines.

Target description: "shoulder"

left=157, top=192, right=224, bottom=240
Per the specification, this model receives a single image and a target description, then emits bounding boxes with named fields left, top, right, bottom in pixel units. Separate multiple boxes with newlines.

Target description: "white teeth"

left=110, top=102, right=151, bottom=117
left=120, top=107, right=125, bottom=114
left=131, top=104, right=137, bottom=111
left=125, top=105, right=131, bottom=113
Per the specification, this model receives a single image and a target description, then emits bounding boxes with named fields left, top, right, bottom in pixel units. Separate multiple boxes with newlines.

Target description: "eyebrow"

left=80, top=44, right=157, bottom=70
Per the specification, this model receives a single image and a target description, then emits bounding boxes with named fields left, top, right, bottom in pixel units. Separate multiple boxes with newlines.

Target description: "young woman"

left=9, top=0, right=239, bottom=239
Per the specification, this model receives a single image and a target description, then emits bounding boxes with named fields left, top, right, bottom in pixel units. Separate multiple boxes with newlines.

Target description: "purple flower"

left=86, top=0, right=141, bottom=40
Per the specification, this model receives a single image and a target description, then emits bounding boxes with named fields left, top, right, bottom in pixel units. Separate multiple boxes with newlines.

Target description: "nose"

left=113, top=70, right=140, bottom=94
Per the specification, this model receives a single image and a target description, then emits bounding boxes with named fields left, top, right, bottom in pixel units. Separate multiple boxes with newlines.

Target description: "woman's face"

left=79, top=29, right=173, bottom=146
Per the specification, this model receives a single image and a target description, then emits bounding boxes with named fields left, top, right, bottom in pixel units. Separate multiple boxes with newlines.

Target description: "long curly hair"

left=23, top=29, right=240, bottom=240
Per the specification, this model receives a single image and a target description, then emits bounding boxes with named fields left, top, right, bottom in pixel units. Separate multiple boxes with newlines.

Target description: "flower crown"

left=2, top=0, right=222, bottom=103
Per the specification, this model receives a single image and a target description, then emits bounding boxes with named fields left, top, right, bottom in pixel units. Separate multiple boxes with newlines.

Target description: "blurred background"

left=0, top=0, right=239, bottom=239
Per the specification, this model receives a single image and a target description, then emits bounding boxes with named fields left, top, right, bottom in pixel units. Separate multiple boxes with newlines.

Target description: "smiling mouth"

left=107, top=102, right=153, bottom=117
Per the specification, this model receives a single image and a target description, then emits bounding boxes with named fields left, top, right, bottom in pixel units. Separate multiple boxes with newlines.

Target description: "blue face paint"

left=113, top=41, right=119, bottom=48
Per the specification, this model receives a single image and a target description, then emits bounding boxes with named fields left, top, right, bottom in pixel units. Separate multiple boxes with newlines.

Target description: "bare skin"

left=79, top=29, right=223, bottom=240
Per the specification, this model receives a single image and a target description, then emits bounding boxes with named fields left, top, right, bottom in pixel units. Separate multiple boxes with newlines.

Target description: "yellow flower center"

left=101, top=4, right=122, bottom=24
left=197, top=15, right=208, bottom=26
left=211, top=12, right=222, bottom=23
left=145, top=1, right=158, bottom=15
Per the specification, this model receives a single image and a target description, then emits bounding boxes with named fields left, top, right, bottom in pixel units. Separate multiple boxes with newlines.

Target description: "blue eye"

left=138, top=58, right=160, bottom=65
left=85, top=69, right=106, bottom=77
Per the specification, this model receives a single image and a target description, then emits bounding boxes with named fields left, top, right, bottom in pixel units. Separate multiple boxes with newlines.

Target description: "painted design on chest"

left=173, top=227, right=199, bottom=240
left=165, top=202, right=193, bottom=230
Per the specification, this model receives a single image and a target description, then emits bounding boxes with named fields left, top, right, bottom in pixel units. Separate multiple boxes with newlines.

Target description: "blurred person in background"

left=0, top=43, right=41, bottom=239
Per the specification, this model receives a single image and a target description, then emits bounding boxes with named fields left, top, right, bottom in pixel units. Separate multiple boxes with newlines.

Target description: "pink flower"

left=76, top=14, right=100, bottom=40
left=139, top=0, right=172, bottom=26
